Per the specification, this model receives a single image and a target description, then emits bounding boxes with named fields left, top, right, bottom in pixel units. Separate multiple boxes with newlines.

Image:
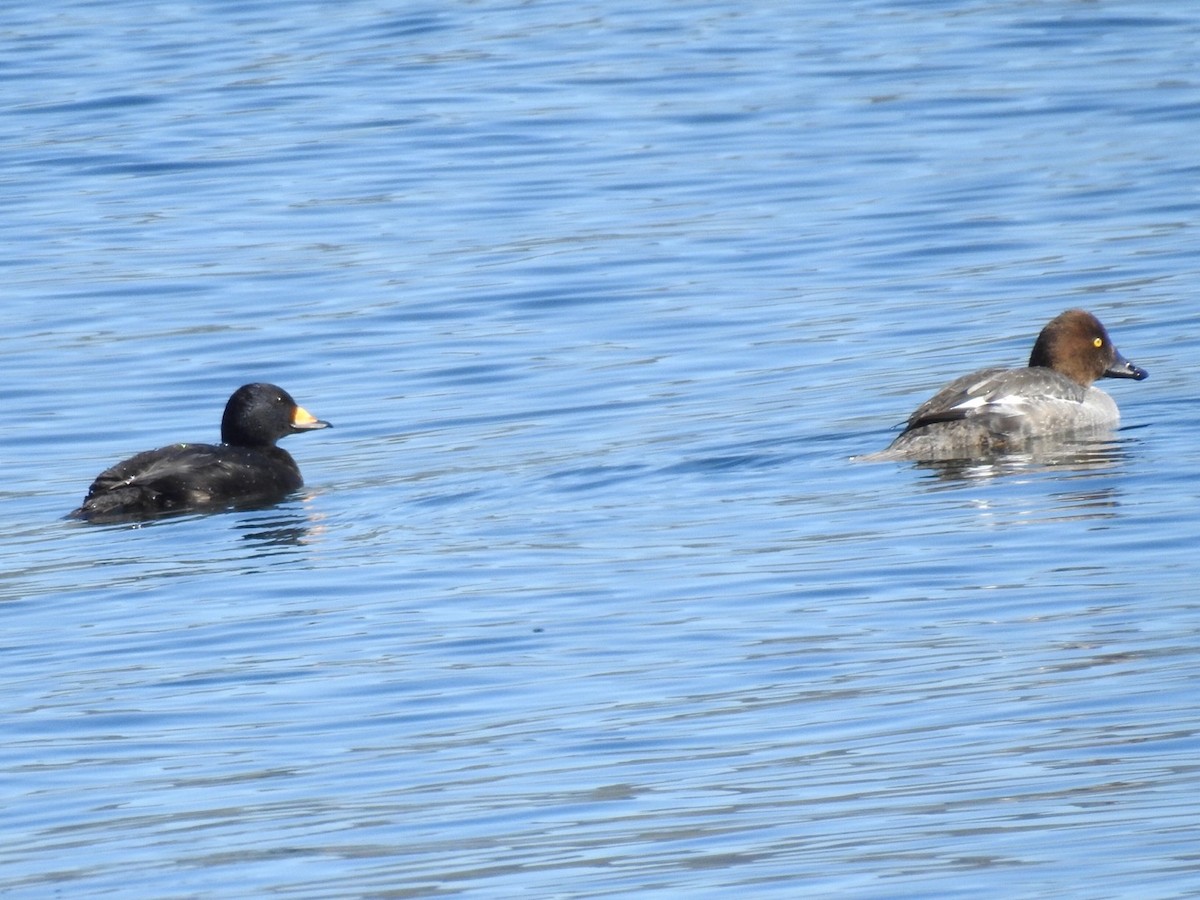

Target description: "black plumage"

left=71, top=383, right=330, bottom=522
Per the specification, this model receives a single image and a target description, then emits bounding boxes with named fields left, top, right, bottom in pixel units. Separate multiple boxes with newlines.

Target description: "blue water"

left=3, top=1, right=1199, bottom=896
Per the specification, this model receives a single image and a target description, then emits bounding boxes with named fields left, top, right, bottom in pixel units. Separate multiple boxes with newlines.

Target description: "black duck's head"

left=221, top=383, right=331, bottom=448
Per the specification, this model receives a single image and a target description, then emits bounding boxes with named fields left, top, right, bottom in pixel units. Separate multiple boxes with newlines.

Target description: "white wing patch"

left=951, top=395, right=990, bottom=412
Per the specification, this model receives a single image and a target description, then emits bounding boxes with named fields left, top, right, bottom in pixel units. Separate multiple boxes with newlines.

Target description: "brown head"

left=1027, top=309, right=1148, bottom=387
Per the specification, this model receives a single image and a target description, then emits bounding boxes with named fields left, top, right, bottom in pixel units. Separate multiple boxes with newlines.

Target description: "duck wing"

left=74, top=443, right=301, bottom=521
left=902, top=367, right=1088, bottom=434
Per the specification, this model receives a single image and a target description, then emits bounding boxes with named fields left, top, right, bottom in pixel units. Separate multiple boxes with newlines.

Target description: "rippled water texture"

left=3, top=1, right=1200, bottom=896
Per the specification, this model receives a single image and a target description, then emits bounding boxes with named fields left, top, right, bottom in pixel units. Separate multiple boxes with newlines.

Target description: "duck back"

left=72, top=442, right=303, bottom=522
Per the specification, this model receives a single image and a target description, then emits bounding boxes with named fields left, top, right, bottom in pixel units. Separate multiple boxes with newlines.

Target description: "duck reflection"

left=909, top=434, right=1137, bottom=483
left=234, top=504, right=327, bottom=552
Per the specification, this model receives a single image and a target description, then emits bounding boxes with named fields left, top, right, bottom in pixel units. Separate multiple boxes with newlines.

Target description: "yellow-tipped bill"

left=292, top=405, right=332, bottom=431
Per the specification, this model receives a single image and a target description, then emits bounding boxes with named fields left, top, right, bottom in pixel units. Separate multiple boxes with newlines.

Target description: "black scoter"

left=71, top=382, right=331, bottom=522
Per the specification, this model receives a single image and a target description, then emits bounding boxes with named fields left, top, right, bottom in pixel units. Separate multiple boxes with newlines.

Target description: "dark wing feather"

left=901, top=367, right=1008, bottom=432
left=74, top=443, right=301, bottom=521
left=900, top=367, right=1089, bottom=435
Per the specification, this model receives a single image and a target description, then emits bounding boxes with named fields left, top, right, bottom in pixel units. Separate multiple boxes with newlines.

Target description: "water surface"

left=3, top=1, right=1200, bottom=896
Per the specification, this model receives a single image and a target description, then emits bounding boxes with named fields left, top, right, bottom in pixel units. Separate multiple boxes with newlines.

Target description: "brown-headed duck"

left=882, top=309, right=1147, bottom=460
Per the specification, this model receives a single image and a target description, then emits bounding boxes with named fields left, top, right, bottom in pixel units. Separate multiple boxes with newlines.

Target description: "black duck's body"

left=71, top=383, right=330, bottom=523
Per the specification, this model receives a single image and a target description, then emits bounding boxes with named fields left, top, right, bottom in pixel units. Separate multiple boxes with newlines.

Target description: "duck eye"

left=1093, top=337, right=1103, bottom=348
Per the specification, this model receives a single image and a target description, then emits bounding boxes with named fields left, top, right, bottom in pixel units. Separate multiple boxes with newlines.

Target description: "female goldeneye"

left=71, top=383, right=331, bottom=522
left=882, top=309, right=1147, bottom=460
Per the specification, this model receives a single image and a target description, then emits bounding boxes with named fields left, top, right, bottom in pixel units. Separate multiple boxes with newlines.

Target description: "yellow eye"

left=1093, top=337, right=1103, bottom=348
